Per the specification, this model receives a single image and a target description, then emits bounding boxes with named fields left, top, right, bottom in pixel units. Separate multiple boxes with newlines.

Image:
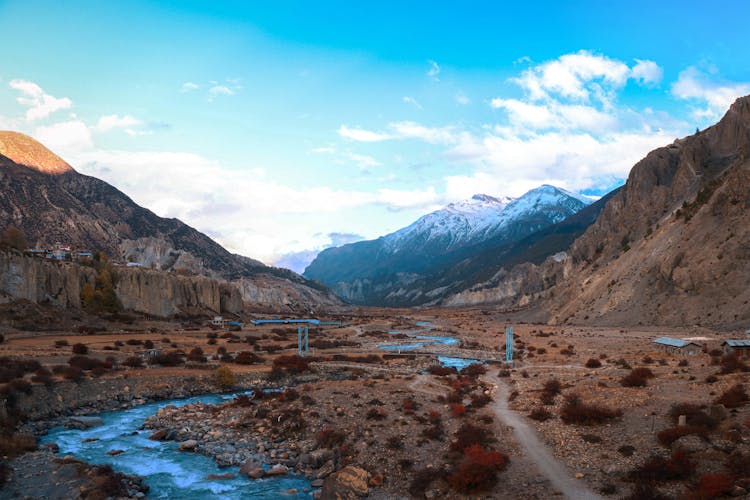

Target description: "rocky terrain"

left=0, top=131, right=339, bottom=313
left=442, top=95, right=750, bottom=329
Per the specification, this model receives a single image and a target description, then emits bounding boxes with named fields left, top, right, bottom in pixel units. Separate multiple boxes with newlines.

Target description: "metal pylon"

left=297, top=325, right=309, bottom=357
left=505, top=327, right=513, bottom=362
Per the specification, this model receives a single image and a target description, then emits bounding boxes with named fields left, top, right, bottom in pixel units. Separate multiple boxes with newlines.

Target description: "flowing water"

left=40, top=392, right=312, bottom=499
left=379, top=322, right=483, bottom=368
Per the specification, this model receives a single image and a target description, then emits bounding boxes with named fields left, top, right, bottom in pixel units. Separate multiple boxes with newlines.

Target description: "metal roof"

left=723, top=339, right=750, bottom=348
left=653, top=337, right=699, bottom=348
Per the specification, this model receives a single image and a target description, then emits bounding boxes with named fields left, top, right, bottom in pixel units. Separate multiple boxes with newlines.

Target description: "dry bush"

left=450, top=423, right=496, bottom=453
left=233, top=394, right=253, bottom=407
left=233, top=351, right=264, bottom=365
left=187, top=347, right=206, bottom=363
left=54, top=340, right=69, bottom=348
left=628, top=449, right=695, bottom=483
left=529, top=407, right=553, bottom=421
left=585, top=358, right=602, bottom=368
left=215, top=366, right=235, bottom=389
left=448, top=444, right=509, bottom=494
left=560, top=394, right=622, bottom=425
left=469, top=393, right=492, bottom=409
left=543, top=378, right=561, bottom=395
left=656, top=425, right=708, bottom=446
left=720, top=353, right=749, bottom=374
left=451, top=404, right=466, bottom=417
left=71, top=343, right=88, bottom=355
left=122, top=356, right=143, bottom=368
left=726, top=451, right=750, bottom=477
left=621, top=367, right=655, bottom=387
left=273, top=355, right=314, bottom=374
left=149, top=350, right=184, bottom=366
left=668, top=403, right=717, bottom=430
left=460, top=364, right=487, bottom=377
left=316, top=426, right=347, bottom=448
left=386, top=435, right=403, bottom=449
left=366, top=408, right=387, bottom=420
left=429, top=365, right=458, bottom=376
left=409, top=467, right=446, bottom=497
left=714, top=384, right=749, bottom=408
left=68, top=355, right=109, bottom=371
left=689, top=473, right=732, bottom=499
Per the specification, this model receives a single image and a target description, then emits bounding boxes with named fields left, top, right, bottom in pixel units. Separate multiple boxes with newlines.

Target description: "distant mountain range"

left=0, top=131, right=338, bottom=311
left=304, top=184, right=591, bottom=306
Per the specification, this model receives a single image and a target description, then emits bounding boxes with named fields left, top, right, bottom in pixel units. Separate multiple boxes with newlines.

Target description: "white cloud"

left=209, top=85, right=235, bottom=97
left=33, top=120, right=93, bottom=155
left=376, top=186, right=439, bottom=210
left=389, top=121, right=457, bottom=144
left=490, top=98, right=616, bottom=131
left=9, top=79, right=72, bottom=121
left=427, top=60, right=440, bottom=81
left=95, top=114, right=141, bottom=132
left=672, top=67, right=750, bottom=120
left=402, top=96, right=423, bottom=109
left=338, top=125, right=391, bottom=142
left=512, top=51, right=662, bottom=104
left=455, top=92, right=470, bottom=105
left=180, top=82, right=200, bottom=92
left=311, top=146, right=336, bottom=154
left=345, top=152, right=381, bottom=169
left=631, top=59, right=663, bottom=85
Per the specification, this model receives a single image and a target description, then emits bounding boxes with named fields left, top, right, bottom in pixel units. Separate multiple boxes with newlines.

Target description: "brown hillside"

left=0, top=131, right=73, bottom=175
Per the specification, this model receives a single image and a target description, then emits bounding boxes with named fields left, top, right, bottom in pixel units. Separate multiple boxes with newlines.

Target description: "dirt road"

left=488, top=374, right=602, bottom=500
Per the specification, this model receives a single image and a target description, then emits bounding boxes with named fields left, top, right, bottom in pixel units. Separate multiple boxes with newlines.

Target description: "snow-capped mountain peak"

left=383, top=186, right=588, bottom=253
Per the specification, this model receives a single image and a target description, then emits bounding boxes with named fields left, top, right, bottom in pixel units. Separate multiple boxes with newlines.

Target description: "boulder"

left=206, top=473, right=236, bottom=480
left=710, top=404, right=728, bottom=421
left=310, top=448, right=334, bottom=467
left=149, top=429, right=169, bottom=441
left=67, top=416, right=104, bottom=429
left=266, top=464, right=289, bottom=476
left=178, top=439, right=198, bottom=451
left=316, top=459, right=335, bottom=479
left=321, top=466, right=370, bottom=500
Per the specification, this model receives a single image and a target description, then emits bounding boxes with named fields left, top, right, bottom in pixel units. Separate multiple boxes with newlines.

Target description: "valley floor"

left=1, top=307, right=749, bottom=498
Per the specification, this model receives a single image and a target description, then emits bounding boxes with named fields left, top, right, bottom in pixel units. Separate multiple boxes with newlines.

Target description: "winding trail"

left=487, top=373, right=602, bottom=500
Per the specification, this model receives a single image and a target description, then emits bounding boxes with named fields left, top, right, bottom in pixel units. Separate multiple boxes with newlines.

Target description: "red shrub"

left=187, top=347, right=206, bottom=363
left=621, top=367, right=655, bottom=387
left=543, top=378, right=561, bottom=395
left=460, top=364, right=487, bottom=377
left=234, top=351, right=264, bottom=365
left=657, top=425, right=708, bottom=447
left=402, top=397, right=419, bottom=411
left=585, top=358, right=602, bottom=368
left=469, top=393, right=492, bottom=409
left=450, top=423, right=495, bottom=452
left=691, top=473, right=732, bottom=499
left=273, top=355, right=312, bottom=373
left=450, top=404, right=466, bottom=417
left=714, top=384, right=748, bottom=408
left=428, top=365, right=458, bottom=376
left=122, top=356, right=143, bottom=368
left=560, top=394, right=622, bottom=425
left=421, top=424, right=444, bottom=441
left=628, top=449, right=695, bottom=483
left=68, top=355, right=106, bottom=371
left=448, top=445, right=509, bottom=493
left=71, top=343, right=88, bottom=355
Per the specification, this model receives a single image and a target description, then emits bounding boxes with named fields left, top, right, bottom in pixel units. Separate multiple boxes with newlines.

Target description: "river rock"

left=266, top=464, right=289, bottom=476
left=178, top=439, right=198, bottom=451
left=149, top=429, right=169, bottom=441
left=321, top=466, right=370, bottom=500
left=107, top=449, right=125, bottom=456
left=310, top=448, right=333, bottom=467
left=206, top=473, right=236, bottom=480
left=316, top=459, right=335, bottom=479
left=311, top=479, right=325, bottom=488
left=67, top=416, right=104, bottom=429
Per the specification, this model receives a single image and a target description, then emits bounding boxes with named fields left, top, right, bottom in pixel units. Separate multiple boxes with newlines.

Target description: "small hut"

left=653, top=337, right=701, bottom=356
left=722, top=340, right=750, bottom=358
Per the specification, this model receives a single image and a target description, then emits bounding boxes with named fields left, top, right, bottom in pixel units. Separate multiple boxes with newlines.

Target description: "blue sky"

left=1, top=0, right=749, bottom=272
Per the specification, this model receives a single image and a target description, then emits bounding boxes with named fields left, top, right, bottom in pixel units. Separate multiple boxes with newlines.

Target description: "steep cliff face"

left=0, top=249, right=92, bottom=308
left=441, top=96, right=750, bottom=329
left=0, top=249, right=243, bottom=317
left=115, top=267, right=243, bottom=317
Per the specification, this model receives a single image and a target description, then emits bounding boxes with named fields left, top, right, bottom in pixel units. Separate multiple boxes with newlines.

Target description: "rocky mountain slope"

left=0, top=131, right=339, bottom=313
left=445, top=95, right=750, bottom=329
left=304, top=185, right=589, bottom=306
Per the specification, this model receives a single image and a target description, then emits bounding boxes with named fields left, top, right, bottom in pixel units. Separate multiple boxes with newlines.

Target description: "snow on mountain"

left=383, top=185, right=588, bottom=253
